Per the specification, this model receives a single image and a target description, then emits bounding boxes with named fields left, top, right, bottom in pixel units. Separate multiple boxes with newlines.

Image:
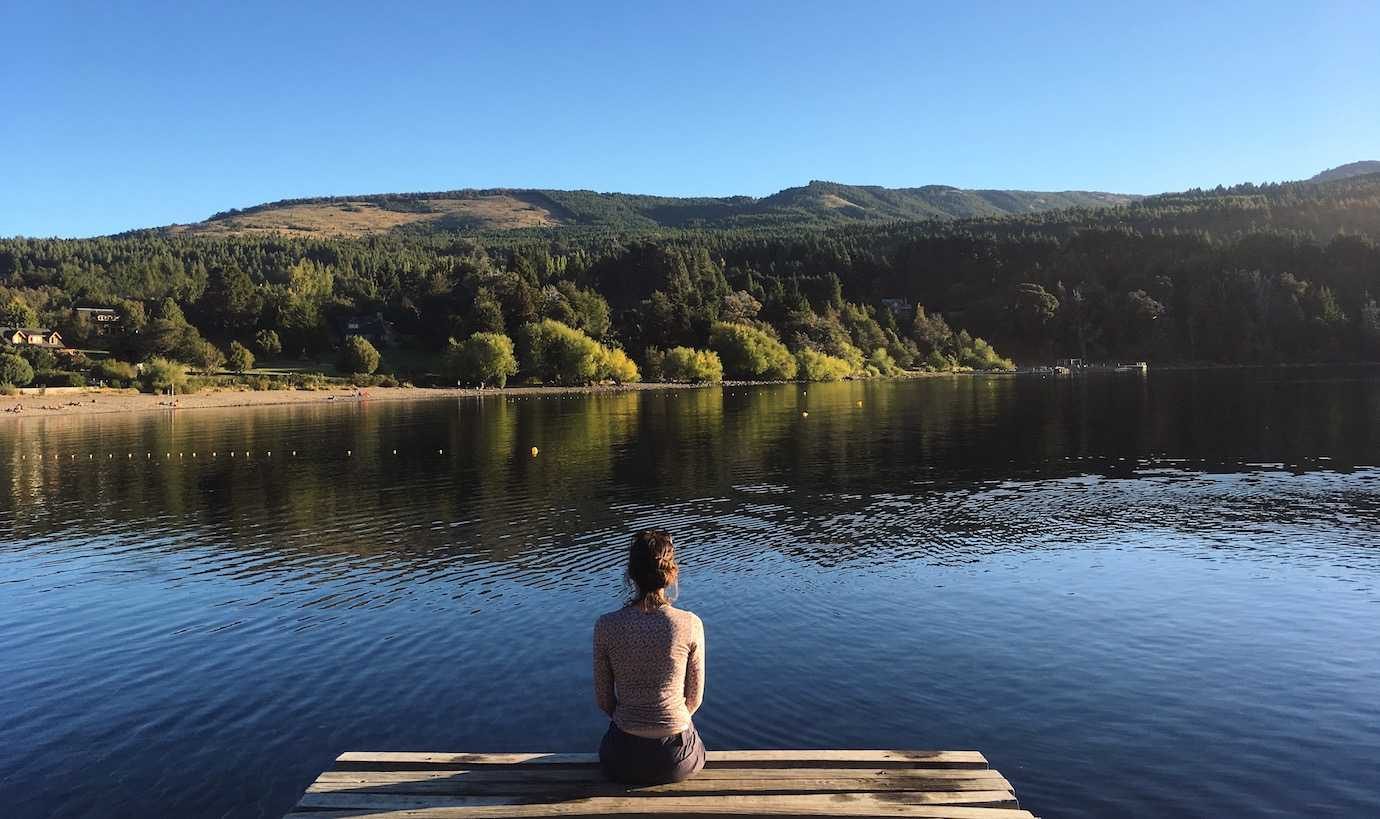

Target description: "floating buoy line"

left=9, top=393, right=874, bottom=464
left=9, top=446, right=552, bottom=462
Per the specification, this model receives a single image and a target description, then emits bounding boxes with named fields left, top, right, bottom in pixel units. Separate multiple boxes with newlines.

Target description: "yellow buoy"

left=856, top=400, right=863, bottom=407
left=530, top=446, right=539, bottom=457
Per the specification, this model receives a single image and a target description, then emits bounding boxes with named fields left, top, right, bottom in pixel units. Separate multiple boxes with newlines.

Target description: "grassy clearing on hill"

left=169, top=195, right=559, bottom=238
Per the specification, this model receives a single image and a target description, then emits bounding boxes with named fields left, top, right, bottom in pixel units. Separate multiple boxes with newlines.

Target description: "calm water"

left=2, top=370, right=1379, bottom=818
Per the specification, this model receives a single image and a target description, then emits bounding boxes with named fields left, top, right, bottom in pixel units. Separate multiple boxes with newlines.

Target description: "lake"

left=2, top=370, right=1378, bottom=818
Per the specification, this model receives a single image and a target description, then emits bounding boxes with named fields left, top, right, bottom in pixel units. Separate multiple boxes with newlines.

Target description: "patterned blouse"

left=593, top=604, right=706, bottom=735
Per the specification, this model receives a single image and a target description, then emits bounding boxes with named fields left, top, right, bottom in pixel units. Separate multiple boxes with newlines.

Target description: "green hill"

left=164, top=181, right=1138, bottom=238
left=1309, top=161, right=1380, bottom=183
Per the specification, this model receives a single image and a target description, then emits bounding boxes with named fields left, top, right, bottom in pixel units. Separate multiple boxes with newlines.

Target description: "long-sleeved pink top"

left=593, top=604, right=705, bottom=737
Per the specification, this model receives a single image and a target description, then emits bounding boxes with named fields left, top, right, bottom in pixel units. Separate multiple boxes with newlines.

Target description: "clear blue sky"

left=4, top=0, right=1377, bottom=237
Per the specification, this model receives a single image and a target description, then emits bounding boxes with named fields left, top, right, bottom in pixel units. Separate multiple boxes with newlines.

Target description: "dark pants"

left=598, top=721, right=706, bottom=785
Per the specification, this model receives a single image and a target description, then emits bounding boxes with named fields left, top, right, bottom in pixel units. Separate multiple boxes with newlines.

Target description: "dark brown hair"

left=627, top=529, right=678, bottom=611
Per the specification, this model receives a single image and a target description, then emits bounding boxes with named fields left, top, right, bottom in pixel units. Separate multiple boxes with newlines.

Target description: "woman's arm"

left=684, top=615, right=706, bottom=715
left=593, top=620, right=616, bottom=717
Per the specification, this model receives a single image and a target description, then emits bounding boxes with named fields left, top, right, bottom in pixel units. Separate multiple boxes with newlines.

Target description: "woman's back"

left=594, top=529, right=707, bottom=785
left=594, top=604, right=705, bottom=737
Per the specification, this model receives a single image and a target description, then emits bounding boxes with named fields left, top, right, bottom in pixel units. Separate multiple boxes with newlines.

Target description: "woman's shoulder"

left=596, top=604, right=701, bottom=629
left=595, top=604, right=647, bottom=629
left=595, top=606, right=628, bottom=626
left=669, top=606, right=704, bottom=629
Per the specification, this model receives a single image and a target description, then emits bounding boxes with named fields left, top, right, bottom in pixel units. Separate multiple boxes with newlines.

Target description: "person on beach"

left=593, top=529, right=707, bottom=784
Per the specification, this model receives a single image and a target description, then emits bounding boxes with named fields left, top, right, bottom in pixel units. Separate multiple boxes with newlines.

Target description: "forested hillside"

left=1311, top=161, right=1380, bottom=183
left=163, top=182, right=1136, bottom=238
left=2, top=171, right=1378, bottom=390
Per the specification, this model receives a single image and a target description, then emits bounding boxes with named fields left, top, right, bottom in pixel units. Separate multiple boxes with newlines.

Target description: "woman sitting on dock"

left=593, top=529, right=707, bottom=784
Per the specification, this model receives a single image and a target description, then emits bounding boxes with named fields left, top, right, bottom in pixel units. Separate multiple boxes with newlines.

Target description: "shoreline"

left=6, top=362, right=1372, bottom=420
left=0, top=382, right=714, bottom=419
left=0, top=372, right=970, bottom=420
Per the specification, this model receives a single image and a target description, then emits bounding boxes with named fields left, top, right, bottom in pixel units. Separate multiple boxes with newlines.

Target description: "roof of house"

left=336, top=313, right=391, bottom=335
left=2, top=328, right=65, bottom=347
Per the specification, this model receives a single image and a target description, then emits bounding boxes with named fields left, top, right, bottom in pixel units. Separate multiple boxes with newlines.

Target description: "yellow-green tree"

left=795, top=347, right=851, bottom=381
left=338, top=335, right=380, bottom=374
left=226, top=341, right=255, bottom=373
left=518, top=319, right=638, bottom=385
left=708, top=322, right=797, bottom=380
left=446, top=332, right=518, bottom=387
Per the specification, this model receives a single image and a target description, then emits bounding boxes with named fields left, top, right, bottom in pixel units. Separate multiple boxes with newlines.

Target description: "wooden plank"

left=306, top=771, right=1013, bottom=796
left=288, top=792, right=1034, bottom=817
left=334, top=751, right=988, bottom=769
left=298, top=792, right=1019, bottom=811
left=291, top=749, right=1028, bottom=819
left=282, top=806, right=1037, bottom=812
left=316, top=767, right=1010, bottom=784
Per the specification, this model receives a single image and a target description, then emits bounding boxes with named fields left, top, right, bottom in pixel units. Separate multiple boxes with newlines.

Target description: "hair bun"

left=627, top=529, right=678, bottom=609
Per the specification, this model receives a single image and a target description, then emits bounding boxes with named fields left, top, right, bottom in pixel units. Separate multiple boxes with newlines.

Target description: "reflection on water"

left=2, top=369, right=1379, bottom=818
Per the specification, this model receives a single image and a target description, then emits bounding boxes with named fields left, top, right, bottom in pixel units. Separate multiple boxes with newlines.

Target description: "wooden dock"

left=286, top=749, right=1034, bottom=818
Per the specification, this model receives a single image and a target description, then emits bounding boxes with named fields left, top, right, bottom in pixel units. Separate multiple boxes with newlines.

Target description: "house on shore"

left=335, top=313, right=394, bottom=346
left=880, top=297, right=913, bottom=318
left=2, top=327, right=66, bottom=349
left=74, top=307, right=121, bottom=334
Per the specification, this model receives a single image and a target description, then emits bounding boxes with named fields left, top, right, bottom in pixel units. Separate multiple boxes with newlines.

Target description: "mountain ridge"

left=1309, top=161, right=1380, bottom=183
left=137, top=162, right=1380, bottom=240
left=162, top=181, right=1139, bottom=239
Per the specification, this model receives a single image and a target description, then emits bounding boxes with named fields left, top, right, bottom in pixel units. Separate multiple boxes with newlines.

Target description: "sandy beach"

left=0, top=382, right=710, bottom=419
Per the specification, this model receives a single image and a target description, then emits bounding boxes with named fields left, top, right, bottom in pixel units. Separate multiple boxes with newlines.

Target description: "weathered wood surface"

left=315, top=768, right=1010, bottom=784
left=308, top=771, right=1013, bottom=794
left=335, top=751, right=991, bottom=768
left=287, top=749, right=1034, bottom=818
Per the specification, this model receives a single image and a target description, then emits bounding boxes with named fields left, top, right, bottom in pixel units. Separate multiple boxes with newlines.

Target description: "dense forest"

left=1, top=171, right=1378, bottom=389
